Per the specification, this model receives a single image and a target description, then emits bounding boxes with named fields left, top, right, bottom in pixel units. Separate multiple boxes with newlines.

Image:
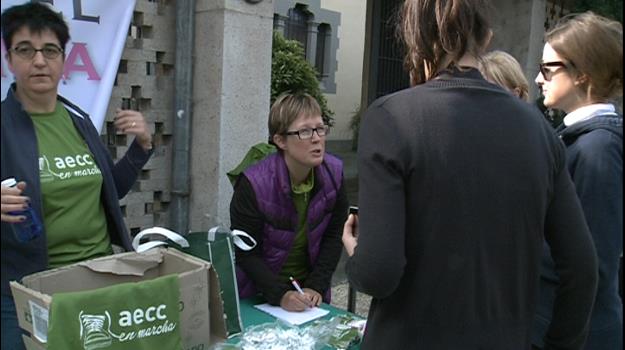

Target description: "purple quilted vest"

left=237, top=152, right=343, bottom=302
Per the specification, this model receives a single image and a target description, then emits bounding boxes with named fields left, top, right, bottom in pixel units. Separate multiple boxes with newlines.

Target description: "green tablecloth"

left=224, top=296, right=362, bottom=349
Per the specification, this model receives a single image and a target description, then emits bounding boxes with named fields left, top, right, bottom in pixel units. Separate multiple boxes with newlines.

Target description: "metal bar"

left=347, top=284, right=357, bottom=313
left=170, top=0, right=196, bottom=234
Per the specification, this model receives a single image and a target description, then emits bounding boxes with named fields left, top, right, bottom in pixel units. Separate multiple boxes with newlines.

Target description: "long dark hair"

left=399, top=0, right=492, bottom=86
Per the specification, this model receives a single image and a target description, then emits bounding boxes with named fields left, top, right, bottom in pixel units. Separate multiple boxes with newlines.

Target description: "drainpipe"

left=171, top=0, right=195, bottom=234
left=527, top=0, right=546, bottom=100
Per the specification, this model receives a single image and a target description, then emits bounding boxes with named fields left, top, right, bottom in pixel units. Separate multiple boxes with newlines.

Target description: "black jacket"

left=347, top=68, right=598, bottom=349
left=534, top=114, right=623, bottom=349
left=1, top=86, right=152, bottom=296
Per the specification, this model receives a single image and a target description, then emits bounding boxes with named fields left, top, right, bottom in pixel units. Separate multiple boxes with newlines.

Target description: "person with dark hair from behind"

left=1, top=4, right=153, bottom=349
left=478, top=50, right=530, bottom=102
left=532, top=12, right=623, bottom=350
left=341, top=0, right=598, bottom=349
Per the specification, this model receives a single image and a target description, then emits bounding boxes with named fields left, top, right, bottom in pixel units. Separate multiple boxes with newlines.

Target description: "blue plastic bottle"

left=1, top=178, right=43, bottom=242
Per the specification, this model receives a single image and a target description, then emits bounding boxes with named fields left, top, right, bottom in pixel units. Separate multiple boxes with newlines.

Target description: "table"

left=224, top=296, right=363, bottom=349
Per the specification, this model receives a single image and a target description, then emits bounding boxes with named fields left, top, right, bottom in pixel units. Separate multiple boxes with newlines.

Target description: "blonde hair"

left=399, top=0, right=492, bottom=86
left=478, top=51, right=530, bottom=101
left=268, top=93, right=322, bottom=140
left=546, top=12, right=622, bottom=100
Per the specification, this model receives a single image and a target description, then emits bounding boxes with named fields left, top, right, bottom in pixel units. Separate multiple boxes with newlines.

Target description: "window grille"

left=285, top=6, right=309, bottom=55
left=316, top=24, right=330, bottom=77
left=374, top=0, right=409, bottom=99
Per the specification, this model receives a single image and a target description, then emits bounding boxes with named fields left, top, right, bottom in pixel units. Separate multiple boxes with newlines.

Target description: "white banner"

left=1, top=0, right=136, bottom=133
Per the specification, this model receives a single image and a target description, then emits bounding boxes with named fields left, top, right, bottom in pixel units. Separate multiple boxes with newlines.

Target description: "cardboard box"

left=10, top=248, right=227, bottom=350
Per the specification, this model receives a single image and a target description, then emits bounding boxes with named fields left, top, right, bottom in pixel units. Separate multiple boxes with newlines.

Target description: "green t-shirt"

left=279, top=171, right=314, bottom=283
left=31, top=102, right=112, bottom=268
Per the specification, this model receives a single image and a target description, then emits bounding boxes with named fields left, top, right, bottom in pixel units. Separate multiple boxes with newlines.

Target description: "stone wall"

left=104, top=0, right=274, bottom=234
left=103, top=0, right=176, bottom=235
left=189, top=0, right=273, bottom=231
left=489, top=0, right=546, bottom=100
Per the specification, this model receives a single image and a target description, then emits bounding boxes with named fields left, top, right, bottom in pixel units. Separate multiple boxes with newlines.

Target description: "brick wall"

left=101, top=0, right=175, bottom=236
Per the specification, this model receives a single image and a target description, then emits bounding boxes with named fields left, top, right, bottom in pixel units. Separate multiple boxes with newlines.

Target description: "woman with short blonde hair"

left=230, top=92, right=348, bottom=312
left=478, top=50, right=530, bottom=101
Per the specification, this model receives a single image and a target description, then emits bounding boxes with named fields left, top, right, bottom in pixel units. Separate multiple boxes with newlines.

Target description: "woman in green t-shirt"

left=1, top=3, right=153, bottom=349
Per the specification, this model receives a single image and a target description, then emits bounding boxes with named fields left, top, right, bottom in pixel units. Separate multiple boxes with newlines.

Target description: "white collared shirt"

left=564, top=103, right=618, bottom=127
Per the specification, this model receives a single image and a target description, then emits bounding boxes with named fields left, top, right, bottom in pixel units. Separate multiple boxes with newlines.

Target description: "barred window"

left=285, top=5, right=309, bottom=55
left=315, top=23, right=330, bottom=77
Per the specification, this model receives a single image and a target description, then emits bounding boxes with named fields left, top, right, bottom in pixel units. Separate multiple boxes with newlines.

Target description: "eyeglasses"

left=539, top=61, right=569, bottom=81
left=284, top=125, right=330, bottom=140
left=10, top=43, right=64, bottom=60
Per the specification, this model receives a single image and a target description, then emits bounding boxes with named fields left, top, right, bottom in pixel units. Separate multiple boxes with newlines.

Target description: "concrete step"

left=330, top=282, right=371, bottom=317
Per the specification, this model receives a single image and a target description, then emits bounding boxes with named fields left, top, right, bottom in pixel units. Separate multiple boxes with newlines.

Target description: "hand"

left=114, top=109, right=153, bottom=151
left=302, top=288, right=322, bottom=307
left=342, top=213, right=358, bottom=257
left=280, top=290, right=312, bottom=312
left=1, top=181, right=29, bottom=223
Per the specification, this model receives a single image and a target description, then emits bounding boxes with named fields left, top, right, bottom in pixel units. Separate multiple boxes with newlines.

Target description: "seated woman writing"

left=230, top=93, right=348, bottom=312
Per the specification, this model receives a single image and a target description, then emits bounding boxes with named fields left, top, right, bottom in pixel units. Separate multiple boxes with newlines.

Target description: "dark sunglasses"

left=539, top=61, right=570, bottom=81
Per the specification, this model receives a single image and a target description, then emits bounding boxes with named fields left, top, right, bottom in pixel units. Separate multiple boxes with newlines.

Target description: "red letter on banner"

left=63, top=42, right=101, bottom=81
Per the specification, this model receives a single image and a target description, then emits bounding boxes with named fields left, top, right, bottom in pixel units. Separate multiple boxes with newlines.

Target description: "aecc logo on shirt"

left=39, top=153, right=100, bottom=182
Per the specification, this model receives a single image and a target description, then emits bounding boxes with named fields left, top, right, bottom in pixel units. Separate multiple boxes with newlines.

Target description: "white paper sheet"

left=254, top=303, right=330, bottom=325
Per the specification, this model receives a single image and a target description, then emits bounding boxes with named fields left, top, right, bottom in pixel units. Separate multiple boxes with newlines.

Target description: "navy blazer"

left=1, top=85, right=152, bottom=296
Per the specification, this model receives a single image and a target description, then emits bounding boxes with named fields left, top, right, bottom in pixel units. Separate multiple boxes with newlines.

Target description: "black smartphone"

left=348, top=206, right=359, bottom=215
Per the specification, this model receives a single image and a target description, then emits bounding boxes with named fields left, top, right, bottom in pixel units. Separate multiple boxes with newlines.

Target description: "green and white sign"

left=47, top=275, right=182, bottom=350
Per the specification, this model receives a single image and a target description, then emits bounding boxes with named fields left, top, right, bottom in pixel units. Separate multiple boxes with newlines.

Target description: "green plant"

left=271, top=31, right=334, bottom=125
left=573, top=0, right=622, bottom=22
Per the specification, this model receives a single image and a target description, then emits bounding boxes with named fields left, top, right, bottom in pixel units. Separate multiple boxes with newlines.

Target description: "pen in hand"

left=289, top=276, right=312, bottom=308
left=289, top=276, right=305, bottom=294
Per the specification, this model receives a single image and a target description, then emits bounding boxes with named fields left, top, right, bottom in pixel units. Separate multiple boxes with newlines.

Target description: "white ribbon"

left=132, top=226, right=189, bottom=253
left=208, top=226, right=257, bottom=251
left=132, top=226, right=257, bottom=253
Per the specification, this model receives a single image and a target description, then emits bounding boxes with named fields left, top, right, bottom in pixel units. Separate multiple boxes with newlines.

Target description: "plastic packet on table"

left=215, top=321, right=320, bottom=350
left=308, top=314, right=366, bottom=350
left=211, top=315, right=366, bottom=350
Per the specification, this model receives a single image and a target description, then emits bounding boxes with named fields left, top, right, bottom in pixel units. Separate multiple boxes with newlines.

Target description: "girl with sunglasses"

left=533, top=12, right=623, bottom=350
